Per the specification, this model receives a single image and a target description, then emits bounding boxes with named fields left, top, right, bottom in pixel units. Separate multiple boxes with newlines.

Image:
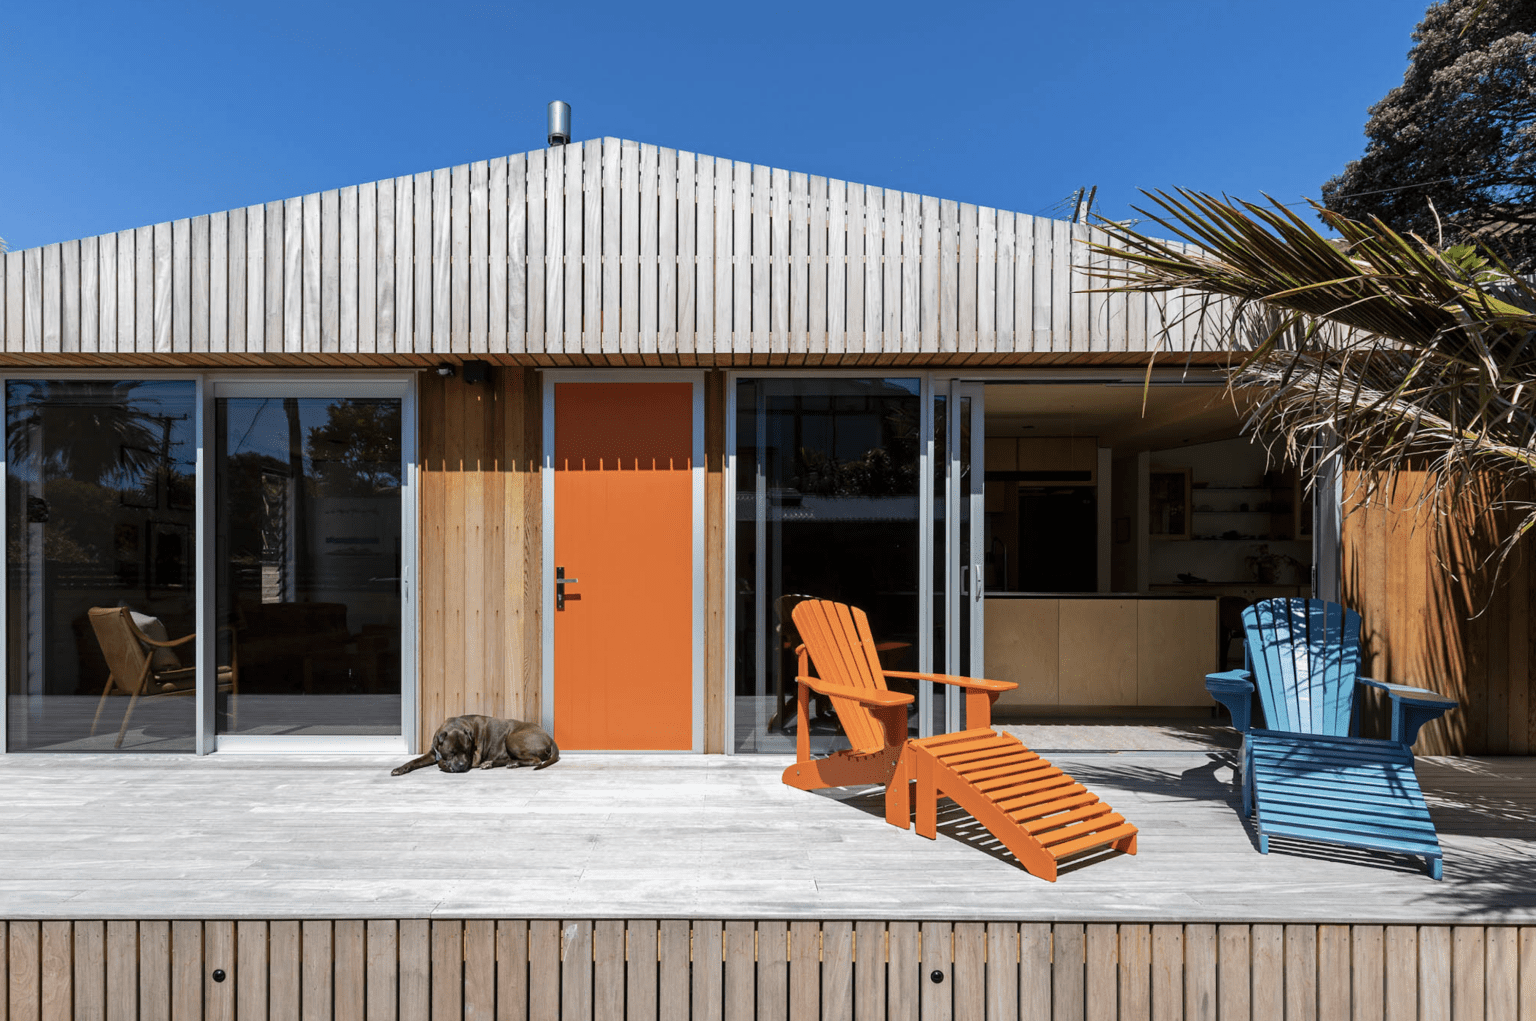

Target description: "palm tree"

left=6, top=380, right=166, bottom=485
left=1087, top=190, right=1536, bottom=567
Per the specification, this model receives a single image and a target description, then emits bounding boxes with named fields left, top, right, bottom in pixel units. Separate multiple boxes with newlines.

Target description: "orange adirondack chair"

left=781, top=599, right=1138, bottom=881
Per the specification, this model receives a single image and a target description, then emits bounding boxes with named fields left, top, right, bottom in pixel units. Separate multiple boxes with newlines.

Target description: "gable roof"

left=0, top=138, right=1222, bottom=365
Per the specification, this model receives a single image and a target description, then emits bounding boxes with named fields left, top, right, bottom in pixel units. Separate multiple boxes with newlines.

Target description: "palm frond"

left=1088, top=190, right=1536, bottom=573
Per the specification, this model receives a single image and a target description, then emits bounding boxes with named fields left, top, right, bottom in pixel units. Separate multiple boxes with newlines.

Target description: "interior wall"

left=1342, top=471, right=1534, bottom=755
left=416, top=368, right=729, bottom=754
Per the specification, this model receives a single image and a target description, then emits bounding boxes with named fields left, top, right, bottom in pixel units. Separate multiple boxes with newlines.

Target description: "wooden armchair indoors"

left=782, top=599, right=1138, bottom=882
left=1206, top=598, right=1457, bottom=879
left=88, top=607, right=238, bottom=748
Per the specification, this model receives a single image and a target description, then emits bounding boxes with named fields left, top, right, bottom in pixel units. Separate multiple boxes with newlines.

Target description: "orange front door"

left=552, top=382, right=695, bottom=750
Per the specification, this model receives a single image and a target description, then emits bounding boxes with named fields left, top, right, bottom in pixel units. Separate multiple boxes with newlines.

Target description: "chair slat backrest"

left=790, top=599, right=893, bottom=754
left=1243, top=598, right=1361, bottom=736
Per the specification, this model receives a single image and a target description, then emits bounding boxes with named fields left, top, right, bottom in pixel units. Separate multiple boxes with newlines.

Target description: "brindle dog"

left=391, top=715, right=560, bottom=775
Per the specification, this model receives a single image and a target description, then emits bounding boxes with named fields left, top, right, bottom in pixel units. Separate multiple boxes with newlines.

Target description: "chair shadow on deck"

left=1057, top=753, right=1536, bottom=909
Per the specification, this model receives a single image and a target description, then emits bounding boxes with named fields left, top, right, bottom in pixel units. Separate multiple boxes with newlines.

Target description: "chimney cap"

left=547, top=101, right=571, bottom=146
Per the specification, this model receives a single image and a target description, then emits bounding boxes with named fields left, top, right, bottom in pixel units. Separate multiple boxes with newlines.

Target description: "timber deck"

left=0, top=751, right=1532, bottom=924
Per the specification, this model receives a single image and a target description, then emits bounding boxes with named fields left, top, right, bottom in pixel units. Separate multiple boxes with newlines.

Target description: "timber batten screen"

left=0, top=919, right=1530, bottom=1020
left=0, top=139, right=1225, bottom=364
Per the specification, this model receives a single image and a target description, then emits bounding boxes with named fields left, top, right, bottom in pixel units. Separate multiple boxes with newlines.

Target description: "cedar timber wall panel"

left=0, top=139, right=1228, bottom=367
left=416, top=367, right=728, bottom=752
left=5, top=919, right=1536, bottom=1020
left=416, top=368, right=541, bottom=750
left=1342, top=472, right=1535, bottom=756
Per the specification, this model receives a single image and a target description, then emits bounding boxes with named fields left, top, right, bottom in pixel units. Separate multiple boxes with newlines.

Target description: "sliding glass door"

left=213, top=383, right=409, bottom=745
left=4, top=380, right=199, bottom=751
left=729, top=374, right=987, bottom=753
left=1, top=376, right=414, bottom=754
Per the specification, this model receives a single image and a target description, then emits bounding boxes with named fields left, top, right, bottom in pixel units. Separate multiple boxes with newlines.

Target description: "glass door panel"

left=5, top=380, right=198, bottom=751
left=732, top=377, right=923, bottom=754
left=215, top=394, right=403, bottom=737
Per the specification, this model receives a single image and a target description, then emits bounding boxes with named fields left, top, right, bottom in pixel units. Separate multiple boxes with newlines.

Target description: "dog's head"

left=433, top=721, right=477, bottom=773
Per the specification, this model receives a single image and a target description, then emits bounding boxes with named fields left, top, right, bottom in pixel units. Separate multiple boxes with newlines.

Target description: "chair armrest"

left=798, top=677, right=915, bottom=708
left=1206, top=670, right=1256, bottom=734
left=1357, top=677, right=1457, bottom=747
left=138, top=632, right=196, bottom=649
left=882, top=671, right=1018, bottom=693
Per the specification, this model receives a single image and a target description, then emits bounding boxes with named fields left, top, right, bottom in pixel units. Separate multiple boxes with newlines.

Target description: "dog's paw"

left=478, top=761, right=497, bottom=769
left=389, top=766, right=408, bottom=776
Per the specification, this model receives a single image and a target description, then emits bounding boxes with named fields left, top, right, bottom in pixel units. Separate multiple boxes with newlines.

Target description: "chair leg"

left=1259, top=834, right=1269, bottom=855
left=1242, top=741, right=1254, bottom=818
left=90, top=674, right=117, bottom=737
left=114, top=663, right=152, bottom=749
left=915, top=751, right=937, bottom=840
left=885, top=747, right=913, bottom=829
left=1429, top=856, right=1443, bottom=881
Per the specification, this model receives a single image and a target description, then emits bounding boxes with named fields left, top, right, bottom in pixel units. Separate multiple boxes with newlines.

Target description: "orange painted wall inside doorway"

left=552, top=382, right=694, bottom=750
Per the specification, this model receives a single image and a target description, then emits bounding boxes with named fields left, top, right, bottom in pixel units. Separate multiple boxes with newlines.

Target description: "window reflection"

left=734, top=378, right=922, bottom=754
left=216, top=397, right=403, bottom=736
left=5, top=381, right=198, bottom=751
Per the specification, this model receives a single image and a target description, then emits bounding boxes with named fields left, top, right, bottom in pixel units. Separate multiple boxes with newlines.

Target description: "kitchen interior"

left=981, top=381, right=1314, bottom=721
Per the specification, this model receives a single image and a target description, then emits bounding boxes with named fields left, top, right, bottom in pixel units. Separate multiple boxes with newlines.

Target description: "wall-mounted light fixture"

left=463, top=360, right=491, bottom=385
left=435, top=364, right=455, bottom=378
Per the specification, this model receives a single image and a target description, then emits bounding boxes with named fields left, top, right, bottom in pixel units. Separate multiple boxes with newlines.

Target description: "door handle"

left=556, top=566, right=580, bottom=610
left=975, top=563, right=983, bottom=602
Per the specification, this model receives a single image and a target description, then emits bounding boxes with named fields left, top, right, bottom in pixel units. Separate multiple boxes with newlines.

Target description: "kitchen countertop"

left=984, top=591, right=1219, bottom=600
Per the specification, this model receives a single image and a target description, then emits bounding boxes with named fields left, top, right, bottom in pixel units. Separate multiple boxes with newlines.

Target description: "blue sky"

left=3, top=0, right=1428, bottom=253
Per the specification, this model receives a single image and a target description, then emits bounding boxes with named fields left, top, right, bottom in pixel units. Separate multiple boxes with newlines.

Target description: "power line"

left=1280, top=177, right=1461, bottom=207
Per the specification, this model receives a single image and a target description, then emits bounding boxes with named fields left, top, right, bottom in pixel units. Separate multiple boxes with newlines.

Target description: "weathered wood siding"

left=3, top=918, right=1532, bottom=1020
left=0, top=139, right=1221, bottom=366
left=416, top=368, right=541, bottom=749
left=1342, top=472, right=1535, bottom=756
left=415, top=368, right=728, bottom=751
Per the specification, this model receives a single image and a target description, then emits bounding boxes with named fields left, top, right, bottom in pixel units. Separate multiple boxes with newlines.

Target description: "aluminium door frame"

left=0, top=369, right=418, bottom=756
left=541, top=369, right=707, bottom=754
left=722, top=371, right=938, bottom=751
left=208, top=375, right=418, bottom=755
left=0, top=369, right=197, bottom=755
left=941, top=380, right=987, bottom=726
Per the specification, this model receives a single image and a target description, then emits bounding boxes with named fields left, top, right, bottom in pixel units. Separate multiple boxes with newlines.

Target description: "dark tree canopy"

left=1322, top=0, right=1536, bottom=271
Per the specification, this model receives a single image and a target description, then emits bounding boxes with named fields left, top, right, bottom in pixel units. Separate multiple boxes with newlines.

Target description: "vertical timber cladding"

left=1, top=919, right=1532, bottom=1020
left=416, top=367, right=728, bottom=753
left=416, top=367, right=541, bottom=750
left=1341, top=471, right=1536, bottom=755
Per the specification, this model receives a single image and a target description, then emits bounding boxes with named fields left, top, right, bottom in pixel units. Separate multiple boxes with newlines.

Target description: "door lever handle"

left=556, top=567, right=580, bottom=611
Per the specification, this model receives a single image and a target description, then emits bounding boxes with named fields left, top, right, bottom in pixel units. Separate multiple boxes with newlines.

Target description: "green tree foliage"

left=1322, top=0, right=1536, bottom=271
left=306, top=398, right=401, bottom=497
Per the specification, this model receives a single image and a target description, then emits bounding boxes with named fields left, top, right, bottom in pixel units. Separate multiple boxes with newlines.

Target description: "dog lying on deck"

left=391, top=715, right=560, bottom=775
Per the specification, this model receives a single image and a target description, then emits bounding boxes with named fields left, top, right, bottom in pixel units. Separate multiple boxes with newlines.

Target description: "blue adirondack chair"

left=1205, top=598, right=1458, bottom=879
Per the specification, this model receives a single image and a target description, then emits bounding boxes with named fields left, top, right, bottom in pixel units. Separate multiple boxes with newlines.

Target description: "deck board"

left=0, top=752, right=1532, bottom=922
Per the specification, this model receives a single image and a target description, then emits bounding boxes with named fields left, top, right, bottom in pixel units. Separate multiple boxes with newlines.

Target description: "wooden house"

left=1, top=135, right=1533, bottom=1019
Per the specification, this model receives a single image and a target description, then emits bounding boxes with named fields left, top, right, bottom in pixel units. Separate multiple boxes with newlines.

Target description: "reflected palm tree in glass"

left=6, top=379, right=199, bottom=752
